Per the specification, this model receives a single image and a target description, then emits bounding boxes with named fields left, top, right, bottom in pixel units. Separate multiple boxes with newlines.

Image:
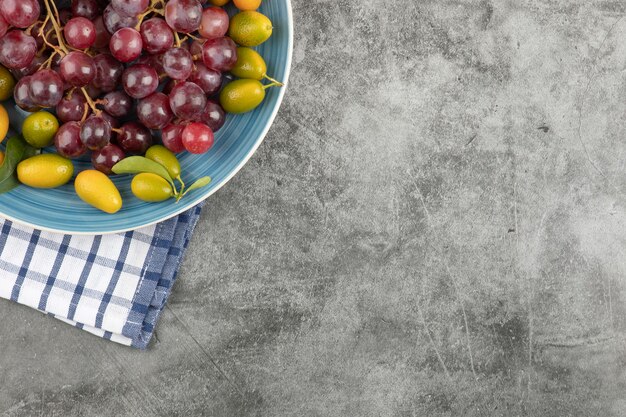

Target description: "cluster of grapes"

left=0, top=0, right=239, bottom=174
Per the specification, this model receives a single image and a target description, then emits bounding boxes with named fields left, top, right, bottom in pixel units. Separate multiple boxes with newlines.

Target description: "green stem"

left=262, top=81, right=283, bottom=90
left=263, top=74, right=284, bottom=86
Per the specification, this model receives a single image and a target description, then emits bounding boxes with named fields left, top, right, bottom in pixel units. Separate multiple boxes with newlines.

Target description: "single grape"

left=110, top=27, right=143, bottom=63
left=140, top=17, right=174, bottom=54
left=111, top=0, right=149, bottom=17
left=56, top=93, right=88, bottom=122
left=103, top=4, right=138, bottom=34
left=0, top=30, right=37, bottom=69
left=198, top=6, right=229, bottom=39
left=72, top=0, right=100, bottom=20
left=122, top=64, right=158, bottom=99
left=55, top=121, right=88, bottom=158
left=188, top=63, right=221, bottom=95
left=59, top=8, right=73, bottom=25
left=161, top=123, right=185, bottom=153
left=59, top=51, right=96, bottom=87
left=164, top=0, right=202, bottom=33
left=201, top=36, right=237, bottom=72
left=168, top=81, right=207, bottom=120
left=14, top=76, right=39, bottom=111
left=28, top=69, right=64, bottom=107
left=0, top=0, right=39, bottom=28
left=162, top=47, right=193, bottom=80
left=189, top=39, right=204, bottom=56
left=92, top=144, right=125, bottom=174
left=118, top=121, right=153, bottom=154
left=137, top=92, right=174, bottom=129
left=92, top=54, right=123, bottom=92
left=195, top=99, right=225, bottom=132
left=80, top=115, right=112, bottom=150
left=92, top=16, right=112, bottom=49
left=64, top=17, right=97, bottom=49
left=182, top=122, right=214, bottom=154
left=103, top=90, right=133, bottom=117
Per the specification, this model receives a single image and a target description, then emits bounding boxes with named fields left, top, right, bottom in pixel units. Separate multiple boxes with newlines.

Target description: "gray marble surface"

left=2, top=0, right=626, bottom=415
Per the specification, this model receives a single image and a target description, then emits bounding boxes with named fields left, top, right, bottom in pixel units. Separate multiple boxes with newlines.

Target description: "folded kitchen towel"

left=0, top=203, right=203, bottom=349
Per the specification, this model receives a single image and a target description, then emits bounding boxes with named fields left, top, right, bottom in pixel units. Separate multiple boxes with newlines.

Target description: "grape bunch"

left=0, top=0, right=281, bottom=175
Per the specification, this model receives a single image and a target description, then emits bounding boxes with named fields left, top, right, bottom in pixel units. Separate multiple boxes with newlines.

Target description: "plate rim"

left=1, top=0, right=294, bottom=235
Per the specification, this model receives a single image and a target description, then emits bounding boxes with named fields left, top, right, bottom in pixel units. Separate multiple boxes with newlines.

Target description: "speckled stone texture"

left=1, top=0, right=626, bottom=415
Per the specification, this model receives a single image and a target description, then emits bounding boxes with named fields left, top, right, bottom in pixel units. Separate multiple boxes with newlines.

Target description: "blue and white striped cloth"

left=0, top=204, right=203, bottom=348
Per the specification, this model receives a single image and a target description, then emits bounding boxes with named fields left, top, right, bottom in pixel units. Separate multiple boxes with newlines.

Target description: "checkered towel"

left=0, top=204, right=203, bottom=348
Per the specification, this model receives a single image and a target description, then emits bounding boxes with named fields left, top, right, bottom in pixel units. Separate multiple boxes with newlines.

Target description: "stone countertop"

left=2, top=0, right=626, bottom=416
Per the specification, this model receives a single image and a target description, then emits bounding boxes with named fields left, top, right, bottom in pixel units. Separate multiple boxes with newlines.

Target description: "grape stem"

left=80, top=87, right=100, bottom=115
left=38, top=50, right=58, bottom=70
left=42, top=0, right=68, bottom=54
left=174, top=31, right=182, bottom=47
left=80, top=103, right=90, bottom=122
left=134, top=0, right=166, bottom=29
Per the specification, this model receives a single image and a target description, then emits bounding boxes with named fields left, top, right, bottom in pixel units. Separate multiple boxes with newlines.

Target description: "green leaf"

left=112, top=156, right=178, bottom=195
left=112, top=156, right=174, bottom=181
left=0, top=174, right=20, bottom=194
left=0, top=136, right=35, bottom=195
left=0, top=136, right=26, bottom=183
left=183, top=176, right=211, bottom=195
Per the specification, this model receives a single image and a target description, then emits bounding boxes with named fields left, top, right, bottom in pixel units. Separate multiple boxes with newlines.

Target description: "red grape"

left=111, top=0, right=149, bottom=16
left=103, top=4, right=138, bottom=34
left=164, top=0, right=202, bottom=33
left=195, top=99, right=225, bottom=132
left=64, top=17, right=97, bottom=49
left=140, top=17, right=174, bottom=54
left=110, top=27, right=143, bottom=63
left=55, top=121, right=88, bottom=158
left=56, top=93, right=88, bottom=122
left=0, top=0, right=40, bottom=28
left=92, top=54, right=123, bottom=92
left=201, top=36, right=237, bottom=72
left=103, top=90, right=133, bottom=117
left=189, top=39, right=204, bottom=56
left=92, top=16, right=112, bottom=49
left=80, top=115, right=112, bottom=150
left=168, top=81, right=207, bottom=119
left=188, top=63, right=221, bottom=95
left=122, top=64, right=159, bottom=98
left=162, top=47, right=193, bottom=80
left=0, top=30, right=37, bottom=69
left=137, top=92, right=174, bottom=130
left=92, top=144, right=126, bottom=174
left=118, top=121, right=153, bottom=154
left=161, top=123, right=185, bottom=153
left=72, top=0, right=100, bottom=20
left=59, top=51, right=96, bottom=87
left=28, top=69, right=64, bottom=107
left=14, top=76, right=39, bottom=111
left=198, top=7, right=229, bottom=39
left=181, top=122, right=214, bottom=154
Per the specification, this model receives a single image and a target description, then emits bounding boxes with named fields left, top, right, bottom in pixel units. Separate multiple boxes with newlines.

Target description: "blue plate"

left=0, top=1, right=293, bottom=234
